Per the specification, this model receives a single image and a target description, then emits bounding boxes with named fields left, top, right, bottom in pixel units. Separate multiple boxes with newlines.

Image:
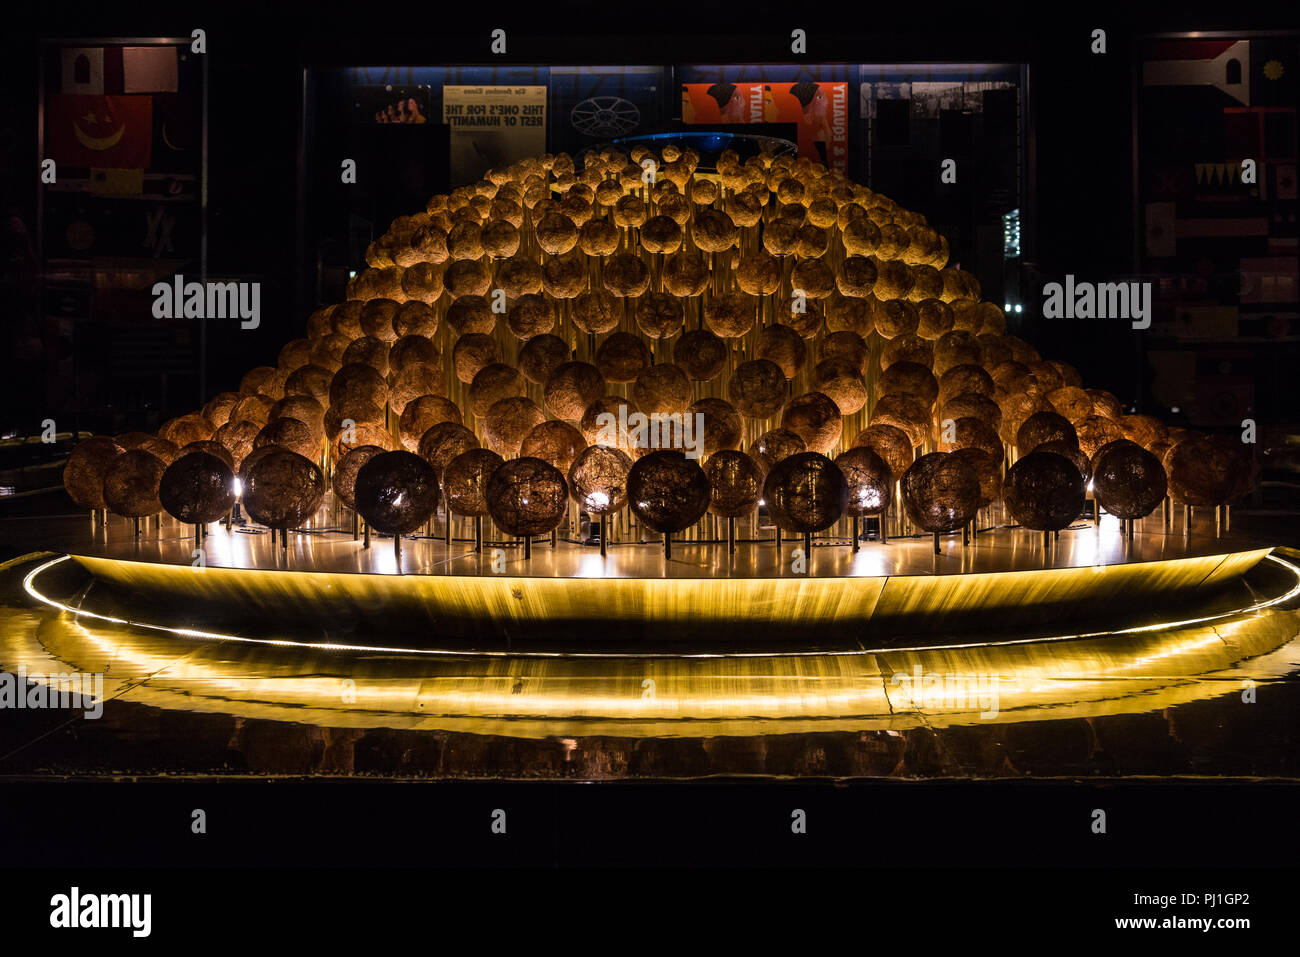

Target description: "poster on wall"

left=681, top=79, right=848, bottom=171
left=442, top=85, right=546, bottom=184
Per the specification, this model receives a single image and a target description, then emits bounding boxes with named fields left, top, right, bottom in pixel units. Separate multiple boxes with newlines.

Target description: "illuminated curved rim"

left=18, top=550, right=1300, bottom=660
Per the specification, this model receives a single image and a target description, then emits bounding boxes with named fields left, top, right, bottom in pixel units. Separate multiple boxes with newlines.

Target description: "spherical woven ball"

left=780, top=391, right=843, bottom=455
left=1092, top=443, right=1167, bottom=519
left=102, top=449, right=167, bottom=518
left=626, top=450, right=711, bottom=533
left=1166, top=435, right=1241, bottom=507
left=834, top=446, right=893, bottom=516
left=763, top=451, right=848, bottom=533
left=674, top=329, right=728, bottom=381
left=242, top=448, right=326, bottom=529
left=949, top=447, right=1002, bottom=506
left=900, top=452, right=981, bottom=532
left=520, top=419, right=587, bottom=474
left=159, top=451, right=237, bottom=524
left=485, top=457, right=569, bottom=536
left=444, top=448, right=505, bottom=517
left=354, top=450, right=441, bottom=533
left=568, top=444, right=633, bottom=514
left=1016, top=411, right=1078, bottom=453
left=1002, top=450, right=1086, bottom=531
left=851, top=423, right=913, bottom=481
left=332, top=444, right=387, bottom=510
left=704, top=450, right=764, bottom=519
left=64, top=436, right=125, bottom=509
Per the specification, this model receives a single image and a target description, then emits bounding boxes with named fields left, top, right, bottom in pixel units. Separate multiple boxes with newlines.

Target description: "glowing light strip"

left=20, top=552, right=1300, bottom=661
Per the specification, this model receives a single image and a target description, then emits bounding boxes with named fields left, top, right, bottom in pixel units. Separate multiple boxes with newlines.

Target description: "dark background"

left=2, top=2, right=1298, bottom=450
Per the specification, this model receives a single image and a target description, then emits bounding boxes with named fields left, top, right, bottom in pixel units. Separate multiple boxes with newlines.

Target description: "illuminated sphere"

left=159, top=414, right=214, bottom=448
left=354, top=450, right=441, bottom=534
left=254, top=417, right=319, bottom=460
left=834, top=446, right=893, bottom=516
left=1074, top=414, right=1128, bottom=460
left=633, top=364, right=692, bottom=416
left=159, top=451, right=237, bottom=524
left=900, top=452, right=981, bottom=533
left=1016, top=410, right=1078, bottom=452
left=417, top=422, right=480, bottom=482
left=521, top=419, right=587, bottom=474
left=116, top=432, right=179, bottom=465
left=704, top=450, right=764, bottom=519
left=177, top=440, right=234, bottom=469
left=102, top=449, right=167, bottom=518
left=332, top=444, right=386, bottom=510
left=485, top=457, right=569, bottom=537
left=568, top=444, right=633, bottom=514
left=851, top=423, right=913, bottom=481
left=399, top=395, right=462, bottom=451
left=756, top=324, right=806, bottom=379
left=484, top=397, right=547, bottom=457
left=214, top=420, right=261, bottom=469
left=1092, top=443, right=1167, bottom=519
left=1002, top=450, right=1087, bottom=531
left=1047, top=386, right=1095, bottom=424
left=627, top=450, right=711, bottom=533
left=242, top=449, right=326, bottom=529
left=869, top=394, right=931, bottom=448
left=728, top=359, right=787, bottom=419
left=780, top=392, right=843, bottom=455
left=690, top=397, right=743, bottom=457
left=545, top=362, right=606, bottom=421
left=444, top=448, right=505, bottom=517
left=63, top=436, right=124, bottom=509
left=596, top=332, right=652, bottom=383
left=763, top=451, right=848, bottom=533
left=518, top=333, right=570, bottom=385
left=878, top=361, right=938, bottom=407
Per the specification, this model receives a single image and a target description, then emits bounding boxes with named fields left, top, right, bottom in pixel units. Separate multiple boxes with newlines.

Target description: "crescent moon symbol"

left=161, top=122, right=185, bottom=152
left=73, top=120, right=126, bottom=151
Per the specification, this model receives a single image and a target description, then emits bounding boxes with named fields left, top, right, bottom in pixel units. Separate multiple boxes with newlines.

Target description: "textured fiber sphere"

left=1002, top=450, right=1087, bottom=531
left=674, top=329, right=728, bottom=381
left=1092, top=443, right=1167, bottom=519
left=780, top=392, right=843, bottom=455
left=704, top=449, right=764, bottom=519
left=1016, top=411, right=1078, bottom=453
left=834, top=446, right=894, bottom=516
left=900, top=452, right=981, bottom=533
left=159, top=452, right=237, bottom=524
left=568, top=444, right=633, bottom=514
left=1166, top=435, right=1242, bottom=507
left=242, top=449, right=326, bottom=529
left=949, top=447, right=1002, bottom=506
left=851, top=423, right=913, bottom=481
left=102, top=449, right=167, bottom=518
left=627, top=450, right=711, bottom=533
left=728, top=359, right=787, bottom=419
left=444, top=448, right=505, bottom=517
left=749, top=428, right=807, bottom=475
left=520, top=419, right=587, bottom=474
left=354, top=450, right=441, bottom=533
left=485, top=457, right=569, bottom=537
left=64, top=436, right=124, bottom=509
left=332, top=444, right=387, bottom=510
left=763, top=452, right=849, bottom=533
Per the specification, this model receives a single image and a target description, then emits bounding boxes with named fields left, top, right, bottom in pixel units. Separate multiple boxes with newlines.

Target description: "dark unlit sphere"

left=64, top=436, right=124, bottom=509
left=900, top=452, right=981, bottom=532
left=1002, top=450, right=1086, bottom=531
left=627, top=451, right=711, bottom=533
left=1093, top=443, right=1167, bottom=519
left=763, top=452, right=848, bottom=533
left=159, top=452, right=236, bottom=524
left=704, top=450, right=764, bottom=518
left=354, top=450, right=441, bottom=533
left=485, top=457, right=569, bottom=537
left=102, top=449, right=167, bottom=518
left=242, top=449, right=326, bottom=529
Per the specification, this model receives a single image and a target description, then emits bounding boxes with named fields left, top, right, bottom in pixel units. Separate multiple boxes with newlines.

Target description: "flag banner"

left=46, top=94, right=153, bottom=169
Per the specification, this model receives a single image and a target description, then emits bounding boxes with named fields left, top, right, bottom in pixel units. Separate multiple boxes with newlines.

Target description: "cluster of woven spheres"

left=66, top=142, right=1253, bottom=537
